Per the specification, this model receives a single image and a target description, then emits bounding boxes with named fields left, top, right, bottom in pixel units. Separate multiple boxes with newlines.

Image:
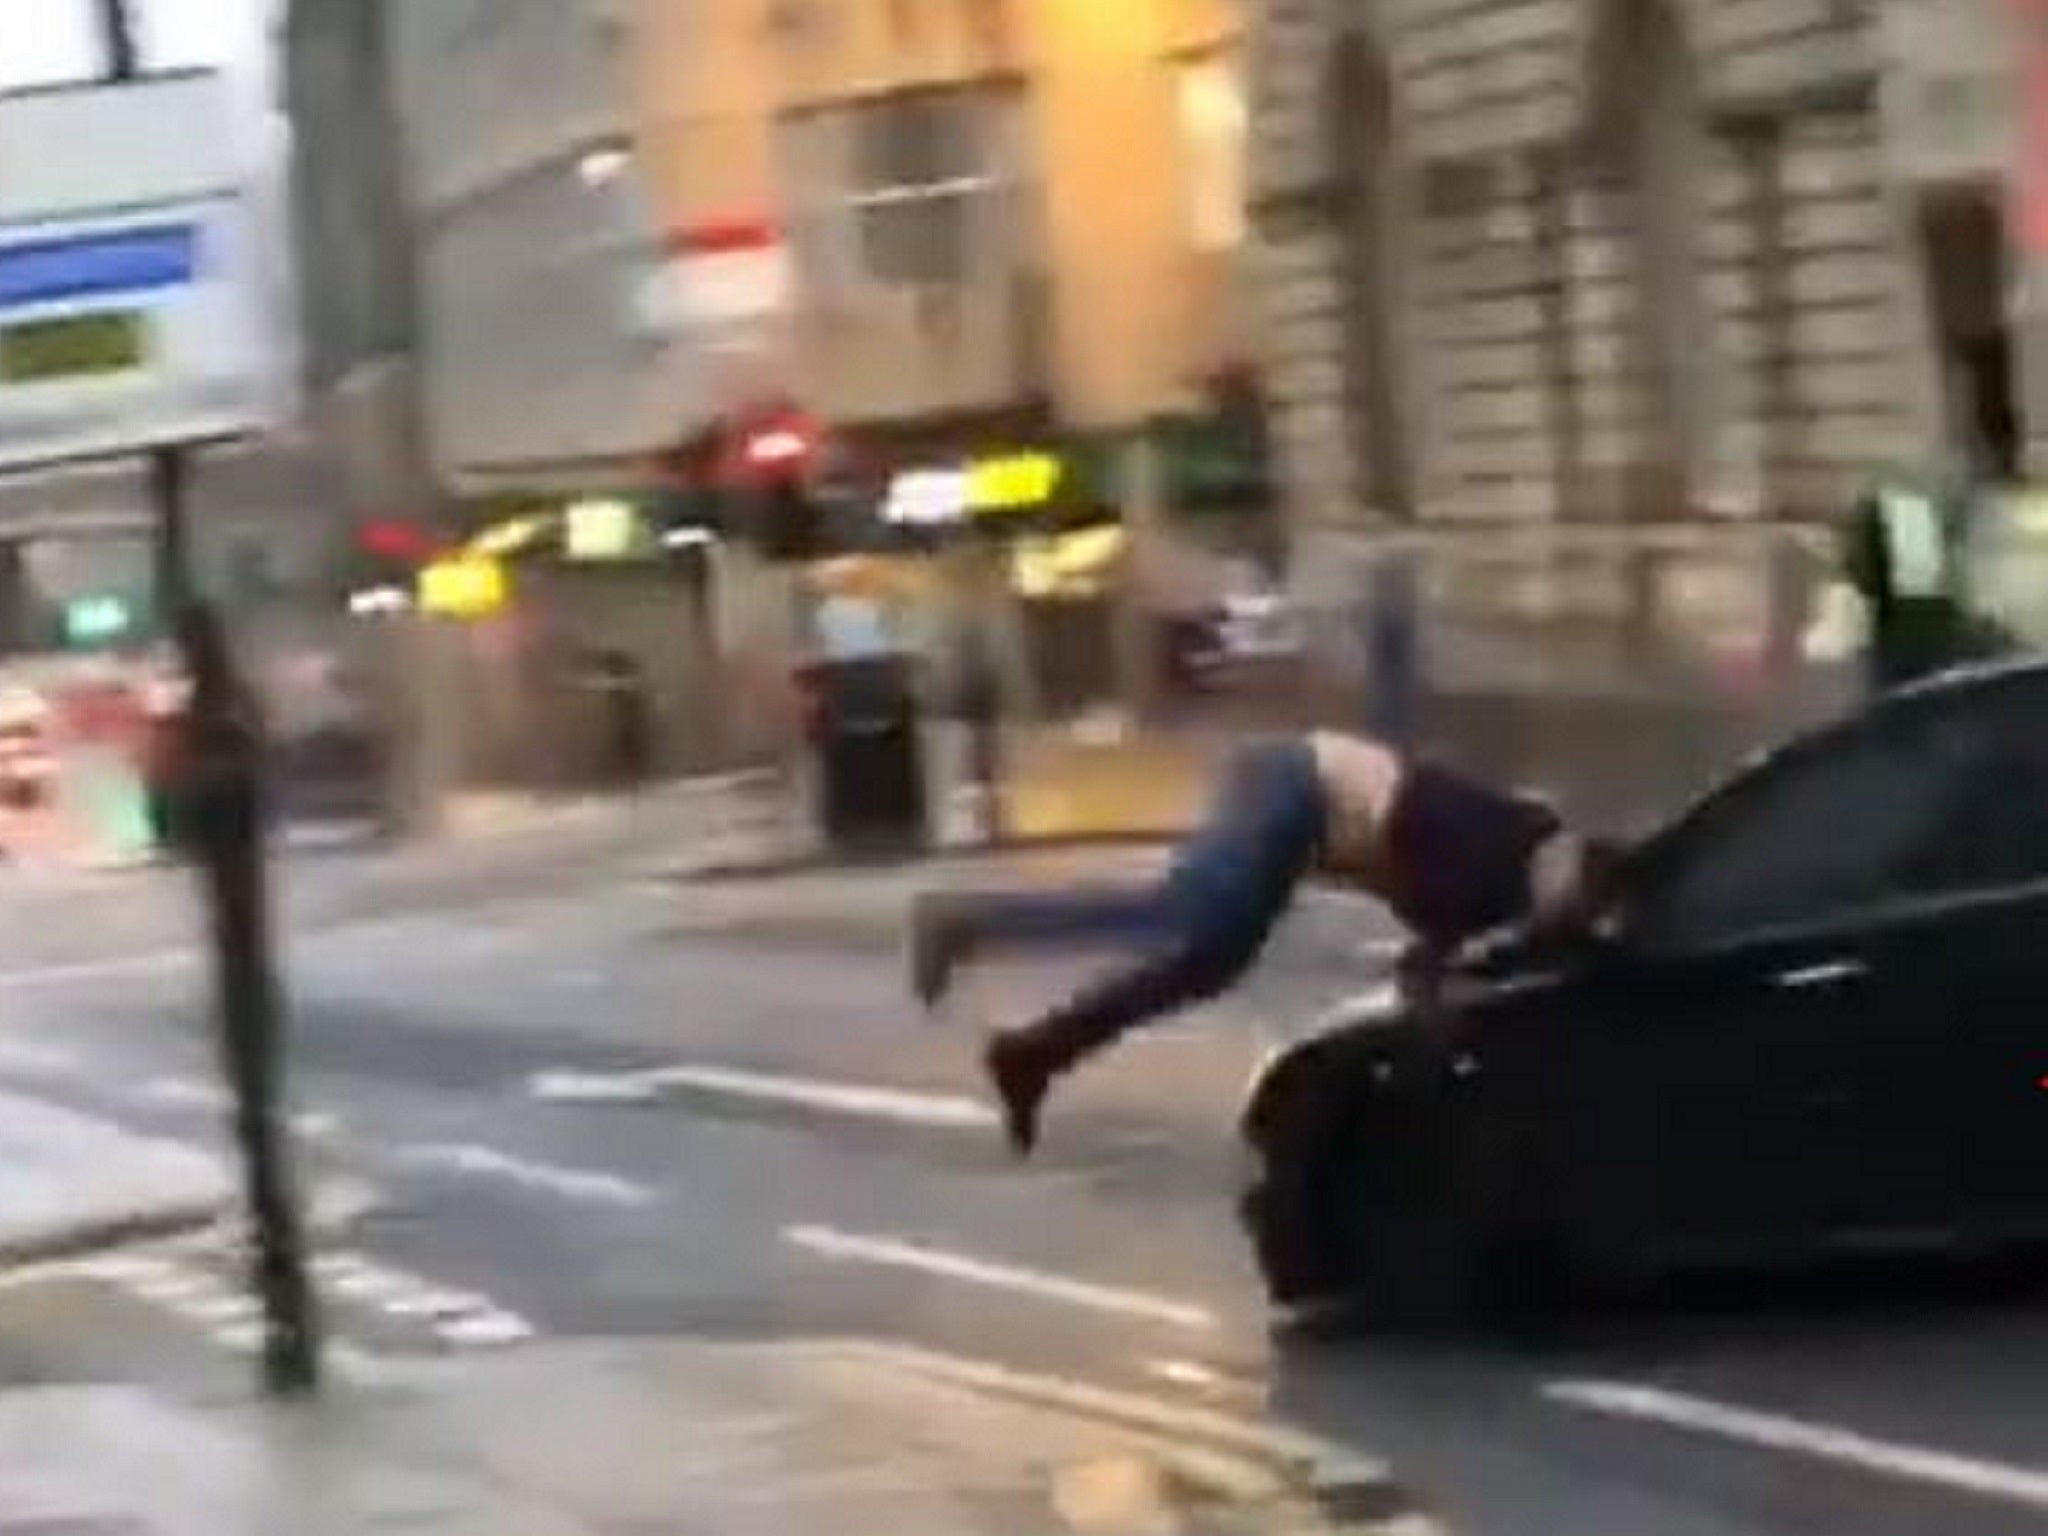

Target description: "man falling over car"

left=910, top=732, right=1622, bottom=1155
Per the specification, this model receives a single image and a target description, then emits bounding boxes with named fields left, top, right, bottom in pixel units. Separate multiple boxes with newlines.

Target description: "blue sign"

left=0, top=225, right=198, bottom=311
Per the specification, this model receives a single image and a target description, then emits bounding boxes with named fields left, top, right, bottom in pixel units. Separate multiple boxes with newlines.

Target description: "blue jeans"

left=961, top=741, right=1326, bottom=1058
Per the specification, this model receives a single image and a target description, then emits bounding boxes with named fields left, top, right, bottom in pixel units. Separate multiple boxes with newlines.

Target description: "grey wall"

left=283, top=0, right=420, bottom=397
left=383, top=0, right=702, bottom=487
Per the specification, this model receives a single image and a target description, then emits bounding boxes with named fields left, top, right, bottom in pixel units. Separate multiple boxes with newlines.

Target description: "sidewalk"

left=0, top=1091, right=229, bottom=1263
left=0, top=1334, right=1417, bottom=1534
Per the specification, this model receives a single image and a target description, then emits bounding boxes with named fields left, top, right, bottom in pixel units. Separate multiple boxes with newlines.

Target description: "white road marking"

left=323, top=1267, right=419, bottom=1306
left=139, top=1077, right=231, bottom=1111
left=0, top=947, right=196, bottom=990
left=390, top=1142, right=654, bottom=1208
left=436, top=1309, right=536, bottom=1346
left=125, top=1271, right=216, bottom=1306
left=381, top=1287, right=489, bottom=1321
left=1145, top=1358, right=1233, bottom=1392
left=784, top=1224, right=1218, bottom=1332
left=107, top=1243, right=542, bottom=1355
left=173, top=1291, right=260, bottom=1326
left=533, top=1063, right=998, bottom=1130
left=527, top=1070, right=663, bottom=1105
left=1545, top=1379, right=2048, bottom=1510
left=311, top=1251, right=377, bottom=1282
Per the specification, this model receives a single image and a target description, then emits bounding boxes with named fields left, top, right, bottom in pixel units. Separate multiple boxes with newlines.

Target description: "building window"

left=781, top=84, right=1019, bottom=294
left=1176, top=52, right=1247, bottom=252
left=1602, top=0, right=1715, bottom=510
left=849, top=86, right=1010, bottom=286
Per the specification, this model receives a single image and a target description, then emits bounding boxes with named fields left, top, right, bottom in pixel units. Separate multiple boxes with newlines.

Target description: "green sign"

left=0, top=311, right=147, bottom=385
left=63, top=595, right=135, bottom=647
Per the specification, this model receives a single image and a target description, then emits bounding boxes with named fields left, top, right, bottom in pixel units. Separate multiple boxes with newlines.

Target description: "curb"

left=670, top=828, right=1182, bottom=886
left=0, top=1198, right=227, bottom=1274
left=817, top=1339, right=1439, bottom=1532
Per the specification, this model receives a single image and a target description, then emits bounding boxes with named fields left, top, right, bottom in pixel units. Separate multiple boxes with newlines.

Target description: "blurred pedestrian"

left=954, top=625, right=1004, bottom=846
left=1844, top=471, right=2008, bottom=693
left=582, top=648, right=651, bottom=792
left=910, top=732, right=1623, bottom=1154
left=1363, top=553, right=1420, bottom=748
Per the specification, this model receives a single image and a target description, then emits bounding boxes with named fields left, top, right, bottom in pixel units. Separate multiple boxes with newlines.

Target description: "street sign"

left=638, top=219, right=791, bottom=339
left=61, top=594, right=135, bottom=646
left=0, top=75, right=276, bottom=470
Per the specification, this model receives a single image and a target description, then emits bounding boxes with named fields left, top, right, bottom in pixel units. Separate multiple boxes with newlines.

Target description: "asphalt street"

left=0, top=836, right=2044, bottom=1534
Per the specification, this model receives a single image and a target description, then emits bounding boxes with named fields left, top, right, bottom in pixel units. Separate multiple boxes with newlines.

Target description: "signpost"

left=0, top=79, right=276, bottom=479
left=10, top=0, right=322, bottom=1399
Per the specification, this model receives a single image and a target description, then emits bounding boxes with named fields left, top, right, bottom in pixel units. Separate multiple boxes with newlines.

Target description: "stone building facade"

left=1248, top=0, right=1956, bottom=533
left=1244, top=0, right=2047, bottom=803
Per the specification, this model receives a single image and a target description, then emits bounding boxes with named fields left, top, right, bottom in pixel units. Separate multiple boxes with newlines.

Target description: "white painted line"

left=77, top=1253, right=174, bottom=1285
left=381, top=1287, right=490, bottom=1321
left=436, top=1310, right=536, bottom=1347
left=173, top=1291, right=260, bottom=1326
left=534, top=1062, right=998, bottom=1131
left=325, top=1269, right=417, bottom=1306
left=528, top=1070, right=662, bottom=1105
left=0, top=947, right=195, bottom=991
left=784, top=1224, right=1218, bottom=1332
left=139, top=1077, right=231, bottom=1111
left=390, top=1143, right=654, bottom=1208
left=311, top=1252, right=376, bottom=1282
left=1146, top=1358, right=1232, bottom=1392
left=126, top=1271, right=218, bottom=1306
left=1544, top=1379, right=2048, bottom=1510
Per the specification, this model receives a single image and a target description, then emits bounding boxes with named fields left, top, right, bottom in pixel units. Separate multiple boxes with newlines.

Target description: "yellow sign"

left=966, top=452, right=1063, bottom=514
left=1012, top=525, right=1126, bottom=598
left=465, top=512, right=553, bottom=559
left=418, top=555, right=508, bottom=619
left=565, top=498, right=641, bottom=561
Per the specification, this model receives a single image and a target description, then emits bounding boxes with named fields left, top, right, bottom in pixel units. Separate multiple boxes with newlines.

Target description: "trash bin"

left=800, top=652, right=927, bottom=857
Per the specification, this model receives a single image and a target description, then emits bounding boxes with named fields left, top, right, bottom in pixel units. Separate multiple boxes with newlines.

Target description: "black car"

left=1241, top=659, right=2048, bottom=1320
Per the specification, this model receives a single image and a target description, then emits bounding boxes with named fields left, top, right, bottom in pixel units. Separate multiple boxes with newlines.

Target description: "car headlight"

left=1239, top=979, right=1410, bottom=1151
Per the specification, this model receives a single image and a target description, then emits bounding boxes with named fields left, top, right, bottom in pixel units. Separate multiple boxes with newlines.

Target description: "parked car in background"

left=1241, top=658, right=2048, bottom=1321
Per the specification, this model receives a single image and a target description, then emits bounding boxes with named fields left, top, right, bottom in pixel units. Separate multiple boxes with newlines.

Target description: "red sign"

left=357, top=518, right=440, bottom=564
left=666, top=218, right=779, bottom=257
left=722, top=404, right=820, bottom=487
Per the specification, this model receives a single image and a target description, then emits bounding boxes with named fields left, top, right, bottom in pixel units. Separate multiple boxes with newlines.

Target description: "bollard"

left=177, top=605, right=320, bottom=1397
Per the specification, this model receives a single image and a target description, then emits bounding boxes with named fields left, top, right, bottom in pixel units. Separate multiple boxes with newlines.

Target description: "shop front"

left=401, top=488, right=730, bottom=793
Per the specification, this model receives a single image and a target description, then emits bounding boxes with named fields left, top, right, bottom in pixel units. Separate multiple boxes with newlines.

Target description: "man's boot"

left=984, top=1005, right=1124, bottom=1156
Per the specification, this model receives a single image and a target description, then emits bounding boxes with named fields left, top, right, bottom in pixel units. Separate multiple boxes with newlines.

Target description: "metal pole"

left=94, top=0, right=139, bottom=80
left=94, top=0, right=319, bottom=1399
left=147, top=446, right=194, bottom=635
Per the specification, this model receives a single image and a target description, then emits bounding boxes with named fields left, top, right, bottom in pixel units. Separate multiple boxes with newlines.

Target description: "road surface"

left=0, top=836, right=2041, bottom=1534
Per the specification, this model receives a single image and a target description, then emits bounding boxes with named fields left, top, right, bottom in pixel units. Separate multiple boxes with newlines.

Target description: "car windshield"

left=1619, top=670, right=2048, bottom=950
